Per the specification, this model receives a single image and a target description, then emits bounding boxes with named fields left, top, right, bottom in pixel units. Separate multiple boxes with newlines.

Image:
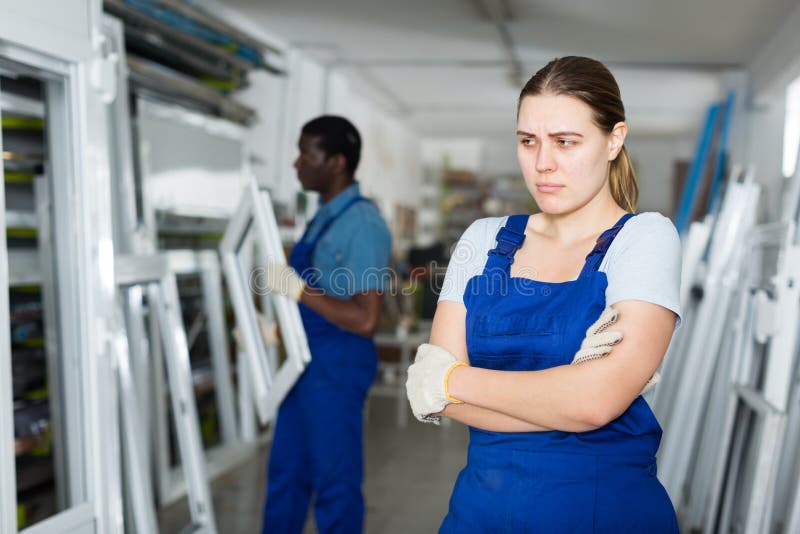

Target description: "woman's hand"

left=570, top=306, right=660, bottom=394
left=570, top=307, right=623, bottom=364
left=405, top=343, right=469, bottom=424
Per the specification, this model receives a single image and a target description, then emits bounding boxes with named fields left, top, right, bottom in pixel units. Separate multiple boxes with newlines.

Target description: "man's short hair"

left=301, top=115, right=362, bottom=175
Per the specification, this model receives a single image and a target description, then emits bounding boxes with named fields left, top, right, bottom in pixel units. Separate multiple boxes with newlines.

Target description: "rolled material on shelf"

left=127, top=56, right=255, bottom=125
left=2, top=152, right=43, bottom=162
left=123, top=24, right=235, bottom=81
left=105, top=0, right=254, bottom=72
left=143, top=0, right=280, bottom=58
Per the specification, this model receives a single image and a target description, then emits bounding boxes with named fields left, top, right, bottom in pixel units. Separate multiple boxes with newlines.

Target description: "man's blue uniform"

left=262, top=182, right=391, bottom=534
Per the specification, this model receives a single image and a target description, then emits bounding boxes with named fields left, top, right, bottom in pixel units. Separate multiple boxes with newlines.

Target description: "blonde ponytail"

left=609, top=146, right=638, bottom=213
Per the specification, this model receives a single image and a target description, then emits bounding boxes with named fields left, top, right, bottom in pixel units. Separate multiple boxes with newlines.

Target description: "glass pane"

left=3, top=73, right=64, bottom=529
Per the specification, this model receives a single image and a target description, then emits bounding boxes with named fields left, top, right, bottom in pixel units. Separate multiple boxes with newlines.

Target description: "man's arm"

left=300, top=289, right=382, bottom=338
left=299, top=209, right=389, bottom=338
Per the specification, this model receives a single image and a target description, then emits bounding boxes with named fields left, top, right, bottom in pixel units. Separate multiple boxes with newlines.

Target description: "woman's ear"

left=608, top=122, right=628, bottom=161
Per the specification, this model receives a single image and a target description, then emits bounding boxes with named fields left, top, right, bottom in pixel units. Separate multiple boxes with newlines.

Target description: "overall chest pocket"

left=468, top=313, right=567, bottom=369
left=472, top=313, right=561, bottom=337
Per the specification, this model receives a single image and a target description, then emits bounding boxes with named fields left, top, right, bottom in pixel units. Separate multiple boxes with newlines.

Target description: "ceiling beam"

left=468, top=0, right=524, bottom=86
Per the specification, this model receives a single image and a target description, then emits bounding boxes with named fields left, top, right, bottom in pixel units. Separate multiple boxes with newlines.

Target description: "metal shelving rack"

left=439, top=169, right=487, bottom=250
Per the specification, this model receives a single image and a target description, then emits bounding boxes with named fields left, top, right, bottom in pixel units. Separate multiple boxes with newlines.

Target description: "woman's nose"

left=535, top=145, right=556, bottom=174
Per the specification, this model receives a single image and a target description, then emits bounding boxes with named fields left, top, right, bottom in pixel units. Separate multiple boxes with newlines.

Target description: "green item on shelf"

left=2, top=117, right=45, bottom=130
left=200, top=77, right=239, bottom=91
left=18, top=504, right=27, bottom=529
left=7, top=228, right=37, bottom=239
left=23, top=386, right=48, bottom=400
left=16, top=337, right=45, bottom=349
left=4, top=171, right=34, bottom=184
left=31, top=425, right=52, bottom=456
left=157, top=230, right=224, bottom=241
left=10, top=285, right=41, bottom=294
left=200, top=407, right=219, bottom=445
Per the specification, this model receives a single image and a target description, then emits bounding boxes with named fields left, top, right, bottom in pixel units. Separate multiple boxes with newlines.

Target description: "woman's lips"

left=536, top=183, right=564, bottom=193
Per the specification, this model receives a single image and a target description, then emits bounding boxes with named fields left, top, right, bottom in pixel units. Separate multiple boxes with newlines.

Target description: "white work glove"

left=570, top=307, right=660, bottom=394
left=232, top=312, right=279, bottom=352
left=571, top=307, right=624, bottom=364
left=262, top=262, right=305, bottom=301
left=406, top=343, right=469, bottom=425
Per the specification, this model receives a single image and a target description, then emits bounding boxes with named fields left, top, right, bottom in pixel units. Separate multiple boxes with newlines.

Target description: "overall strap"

left=484, top=214, right=528, bottom=274
left=580, top=213, right=636, bottom=274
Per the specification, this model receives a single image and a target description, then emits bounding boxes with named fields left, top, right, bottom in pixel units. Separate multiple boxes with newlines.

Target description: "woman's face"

left=516, top=93, right=625, bottom=215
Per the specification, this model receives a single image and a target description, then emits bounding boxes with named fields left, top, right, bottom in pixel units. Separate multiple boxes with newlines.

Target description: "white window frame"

left=147, top=251, right=252, bottom=508
left=219, top=177, right=311, bottom=426
left=0, top=30, right=122, bottom=534
left=114, top=254, right=218, bottom=532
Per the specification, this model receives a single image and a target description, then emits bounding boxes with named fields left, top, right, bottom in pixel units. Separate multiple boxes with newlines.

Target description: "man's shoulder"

left=344, top=199, right=390, bottom=233
left=319, top=199, right=390, bottom=251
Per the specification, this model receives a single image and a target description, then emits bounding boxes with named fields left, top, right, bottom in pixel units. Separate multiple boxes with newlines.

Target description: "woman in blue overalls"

left=406, top=56, right=681, bottom=531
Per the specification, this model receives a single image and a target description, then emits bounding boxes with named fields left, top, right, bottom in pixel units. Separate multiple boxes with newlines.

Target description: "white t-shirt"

left=438, top=212, right=683, bottom=326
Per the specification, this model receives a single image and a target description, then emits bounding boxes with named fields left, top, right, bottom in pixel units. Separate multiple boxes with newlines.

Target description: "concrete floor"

left=158, top=395, right=469, bottom=533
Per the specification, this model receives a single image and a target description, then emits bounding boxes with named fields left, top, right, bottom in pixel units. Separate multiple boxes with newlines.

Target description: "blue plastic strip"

left=675, top=103, right=721, bottom=235
left=706, top=90, right=736, bottom=216
left=124, top=0, right=265, bottom=67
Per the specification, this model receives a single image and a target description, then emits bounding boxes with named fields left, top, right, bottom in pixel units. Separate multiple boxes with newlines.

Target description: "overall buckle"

left=489, top=227, right=526, bottom=258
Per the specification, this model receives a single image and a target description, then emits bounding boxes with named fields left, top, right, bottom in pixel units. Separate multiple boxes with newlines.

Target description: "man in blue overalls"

left=257, top=116, right=392, bottom=534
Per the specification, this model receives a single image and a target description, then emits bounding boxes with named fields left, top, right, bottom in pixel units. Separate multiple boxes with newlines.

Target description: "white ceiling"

left=225, top=0, right=798, bottom=138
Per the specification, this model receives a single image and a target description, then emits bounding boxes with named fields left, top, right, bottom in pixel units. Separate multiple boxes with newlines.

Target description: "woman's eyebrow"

left=515, top=130, right=584, bottom=137
left=548, top=131, right=583, bottom=138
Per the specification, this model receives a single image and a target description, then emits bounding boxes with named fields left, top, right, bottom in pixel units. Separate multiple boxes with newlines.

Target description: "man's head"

left=294, top=115, right=362, bottom=193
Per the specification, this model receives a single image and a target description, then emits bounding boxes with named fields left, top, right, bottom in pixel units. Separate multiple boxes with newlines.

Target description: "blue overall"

left=440, top=214, right=678, bottom=533
left=262, top=195, right=378, bottom=534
